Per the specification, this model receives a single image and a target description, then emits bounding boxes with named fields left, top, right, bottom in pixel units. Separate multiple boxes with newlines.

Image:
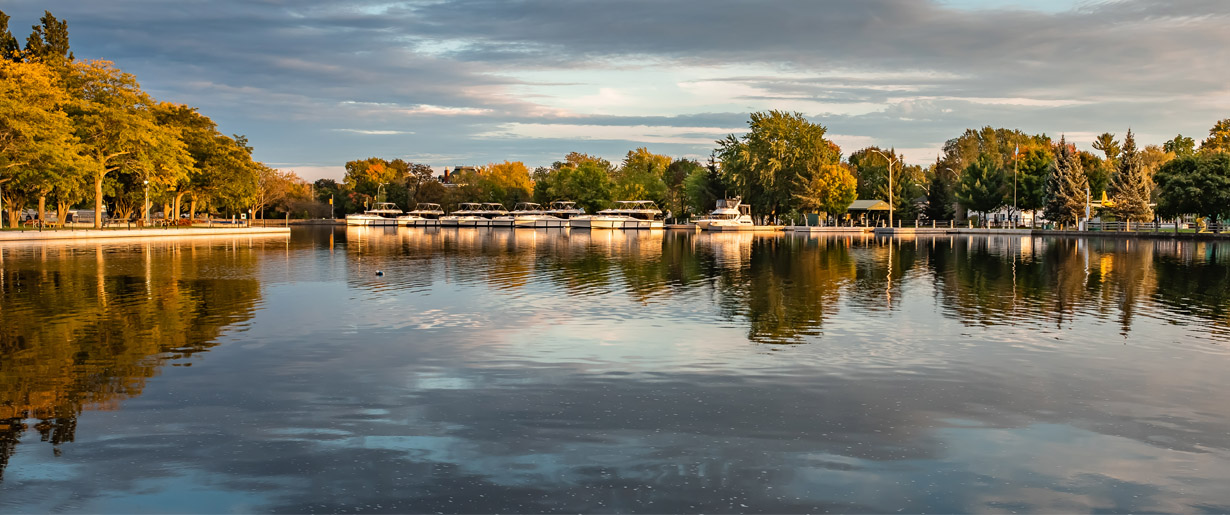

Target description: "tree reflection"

left=0, top=240, right=263, bottom=480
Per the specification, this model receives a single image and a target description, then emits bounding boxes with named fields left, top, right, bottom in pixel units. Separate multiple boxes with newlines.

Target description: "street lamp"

left=869, top=149, right=897, bottom=227
left=143, top=180, right=150, bottom=226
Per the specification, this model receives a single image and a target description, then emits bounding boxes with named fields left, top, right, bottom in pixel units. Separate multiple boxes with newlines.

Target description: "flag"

left=328, top=196, right=333, bottom=205
left=1014, top=143, right=1019, bottom=158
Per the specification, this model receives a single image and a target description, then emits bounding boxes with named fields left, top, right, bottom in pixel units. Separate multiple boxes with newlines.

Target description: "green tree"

left=612, top=148, right=669, bottom=205
left=956, top=156, right=1007, bottom=225
left=1155, top=153, right=1230, bottom=230
left=0, top=10, right=22, bottom=61
left=1163, top=134, right=1196, bottom=158
left=1108, top=129, right=1153, bottom=224
left=663, top=158, right=701, bottom=216
left=683, top=154, right=728, bottom=216
left=849, top=147, right=925, bottom=218
left=1200, top=118, right=1230, bottom=153
left=1014, top=145, right=1053, bottom=226
left=717, top=110, right=842, bottom=219
left=924, top=172, right=955, bottom=221
left=1092, top=132, right=1120, bottom=163
left=1044, top=137, right=1089, bottom=227
left=793, top=162, right=857, bottom=219
left=23, top=11, right=72, bottom=62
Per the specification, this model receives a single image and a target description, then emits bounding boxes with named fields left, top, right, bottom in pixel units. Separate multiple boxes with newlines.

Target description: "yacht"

left=345, top=202, right=403, bottom=226
left=695, top=198, right=754, bottom=231
left=500, top=202, right=560, bottom=228
left=592, top=200, right=664, bottom=229
left=480, top=203, right=512, bottom=227
left=397, top=202, right=445, bottom=226
left=540, top=201, right=585, bottom=228
left=440, top=203, right=485, bottom=227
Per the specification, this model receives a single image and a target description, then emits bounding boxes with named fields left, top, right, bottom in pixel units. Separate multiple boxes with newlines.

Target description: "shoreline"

left=0, top=227, right=291, bottom=243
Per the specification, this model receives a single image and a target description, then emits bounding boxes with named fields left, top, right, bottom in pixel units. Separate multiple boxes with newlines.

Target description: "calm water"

left=2, top=227, right=1229, bottom=513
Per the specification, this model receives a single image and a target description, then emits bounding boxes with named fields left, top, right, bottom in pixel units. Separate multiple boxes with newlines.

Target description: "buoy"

left=376, top=270, right=384, bottom=276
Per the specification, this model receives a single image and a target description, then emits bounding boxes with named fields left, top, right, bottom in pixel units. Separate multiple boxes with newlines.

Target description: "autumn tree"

left=1092, top=132, right=1120, bottom=163
left=1200, top=118, right=1230, bottom=153
left=717, top=111, right=842, bottom=218
left=0, top=59, right=80, bottom=226
left=1108, top=129, right=1153, bottom=225
left=1044, top=137, right=1089, bottom=227
left=793, top=163, right=857, bottom=219
left=477, top=161, right=533, bottom=206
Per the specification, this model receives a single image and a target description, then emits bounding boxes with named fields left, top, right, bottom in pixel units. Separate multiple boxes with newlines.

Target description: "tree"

left=1163, top=134, right=1196, bottom=158
left=663, top=158, right=703, bottom=216
left=0, top=10, right=22, bottom=62
left=66, top=60, right=190, bottom=227
left=23, top=11, right=72, bottom=62
left=1080, top=150, right=1111, bottom=199
left=793, top=163, right=857, bottom=219
left=1015, top=146, right=1053, bottom=226
left=956, top=156, right=1007, bottom=225
left=0, top=59, right=81, bottom=226
left=612, top=148, right=669, bottom=205
left=1092, top=132, right=1120, bottom=163
left=1155, top=153, right=1230, bottom=230
left=717, top=110, right=842, bottom=218
left=1200, top=118, right=1230, bottom=153
left=477, top=161, right=533, bottom=206
left=1044, top=137, right=1089, bottom=227
left=849, top=147, right=925, bottom=218
left=252, top=164, right=300, bottom=219
left=1108, top=129, right=1153, bottom=224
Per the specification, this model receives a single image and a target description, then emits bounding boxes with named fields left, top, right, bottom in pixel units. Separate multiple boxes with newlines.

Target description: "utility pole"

left=869, top=149, right=897, bottom=227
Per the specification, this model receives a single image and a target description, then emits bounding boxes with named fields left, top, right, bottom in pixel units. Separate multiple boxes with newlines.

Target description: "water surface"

left=2, top=227, right=1229, bottom=513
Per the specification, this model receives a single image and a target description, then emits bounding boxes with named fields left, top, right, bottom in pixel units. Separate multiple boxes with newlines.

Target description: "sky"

left=4, top=0, right=1229, bottom=181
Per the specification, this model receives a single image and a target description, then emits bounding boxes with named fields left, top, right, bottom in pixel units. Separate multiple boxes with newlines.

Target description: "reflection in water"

left=2, top=228, right=1230, bottom=512
left=0, top=238, right=270, bottom=481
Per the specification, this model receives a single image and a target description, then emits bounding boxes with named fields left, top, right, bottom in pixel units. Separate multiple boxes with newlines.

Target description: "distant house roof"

left=847, top=199, right=891, bottom=211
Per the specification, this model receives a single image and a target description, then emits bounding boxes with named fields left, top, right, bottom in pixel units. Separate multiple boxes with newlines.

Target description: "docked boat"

left=440, top=203, right=485, bottom=227
left=539, top=201, right=585, bottom=228
left=397, top=202, right=445, bottom=226
left=345, top=202, right=403, bottom=226
left=695, top=198, right=754, bottom=231
left=587, top=200, right=664, bottom=229
left=500, top=202, right=561, bottom=228
left=480, top=203, right=512, bottom=227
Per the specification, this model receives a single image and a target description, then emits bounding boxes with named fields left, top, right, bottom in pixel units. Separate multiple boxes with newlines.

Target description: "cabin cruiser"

left=345, top=202, right=403, bottom=226
left=539, top=201, right=585, bottom=228
left=498, top=202, right=561, bottom=228
left=695, top=198, right=754, bottom=231
left=480, top=203, right=512, bottom=227
left=397, top=202, right=445, bottom=226
left=440, top=203, right=485, bottom=227
left=588, top=200, right=664, bottom=229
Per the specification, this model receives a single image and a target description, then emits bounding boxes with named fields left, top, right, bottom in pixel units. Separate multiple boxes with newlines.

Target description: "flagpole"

left=1013, top=144, right=1018, bottom=227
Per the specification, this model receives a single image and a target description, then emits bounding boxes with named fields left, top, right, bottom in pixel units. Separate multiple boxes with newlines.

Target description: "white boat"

left=500, top=202, right=561, bottom=228
left=345, top=202, right=403, bottom=226
left=695, top=198, right=754, bottom=231
left=397, top=202, right=445, bottom=226
left=589, top=200, right=664, bottom=229
left=480, top=203, right=512, bottom=227
left=538, top=201, right=585, bottom=228
left=440, top=203, right=485, bottom=227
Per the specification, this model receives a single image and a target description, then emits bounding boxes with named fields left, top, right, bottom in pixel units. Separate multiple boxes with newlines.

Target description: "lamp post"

left=869, top=149, right=897, bottom=227
left=143, top=180, right=150, bottom=226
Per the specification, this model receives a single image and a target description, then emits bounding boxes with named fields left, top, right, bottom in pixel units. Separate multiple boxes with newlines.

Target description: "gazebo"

left=846, top=199, right=891, bottom=226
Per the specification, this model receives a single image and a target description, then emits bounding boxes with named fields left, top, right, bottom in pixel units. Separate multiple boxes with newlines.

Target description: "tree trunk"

left=57, top=200, right=70, bottom=228
left=173, top=191, right=186, bottom=222
left=38, top=196, right=46, bottom=226
left=94, top=173, right=104, bottom=229
left=189, top=196, right=197, bottom=222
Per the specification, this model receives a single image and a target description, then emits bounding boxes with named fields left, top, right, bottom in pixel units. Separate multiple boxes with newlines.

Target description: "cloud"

left=2, top=0, right=1226, bottom=169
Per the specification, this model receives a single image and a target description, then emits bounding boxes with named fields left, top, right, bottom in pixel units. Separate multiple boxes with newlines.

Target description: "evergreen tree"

left=956, top=156, right=1007, bottom=225
left=1092, top=132, right=1120, bottom=162
left=24, top=11, right=72, bottom=62
left=924, top=171, right=955, bottom=221
left=1108, top=129, right=1153, bottom=225
left=0, top=10, right=22, bottom=62
left=1044, top=136, right=1089, bottom=227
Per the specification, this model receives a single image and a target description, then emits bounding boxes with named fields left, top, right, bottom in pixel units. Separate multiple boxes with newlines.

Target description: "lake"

left=2, top=227, right=1228, bottom=513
